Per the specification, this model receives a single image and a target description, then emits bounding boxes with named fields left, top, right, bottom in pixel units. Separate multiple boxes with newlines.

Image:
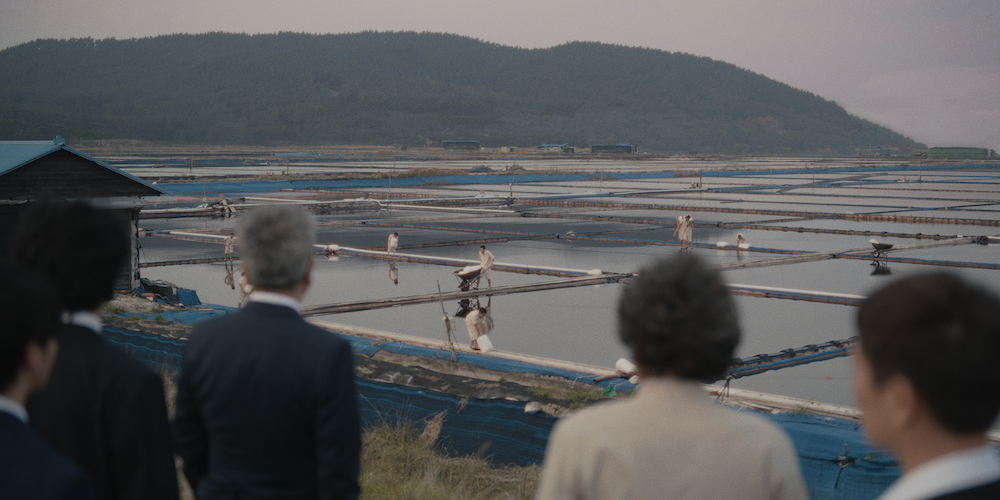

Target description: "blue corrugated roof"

left=0, top=137, right=166, bottom=195
left=0, top=141, right=62, bottom=175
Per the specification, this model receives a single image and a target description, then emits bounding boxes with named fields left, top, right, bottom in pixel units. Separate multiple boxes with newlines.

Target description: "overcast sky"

left=2, top=0, right=998, bottom=151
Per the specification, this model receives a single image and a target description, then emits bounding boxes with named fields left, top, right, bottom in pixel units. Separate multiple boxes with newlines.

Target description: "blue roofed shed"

left=0, top=136, right=166, bottom=290
left=0, top=136, right=163, bottom=200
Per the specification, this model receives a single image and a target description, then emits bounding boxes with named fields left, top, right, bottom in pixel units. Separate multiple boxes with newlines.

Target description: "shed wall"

left=0, top=149, right=161, bottom=200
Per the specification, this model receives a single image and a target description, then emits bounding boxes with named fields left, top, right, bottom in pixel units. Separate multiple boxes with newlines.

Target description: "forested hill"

left=0, top=32, right=923, bottom=154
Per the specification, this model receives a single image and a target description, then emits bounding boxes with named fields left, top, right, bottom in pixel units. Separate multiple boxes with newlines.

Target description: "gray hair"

left=237, top=205, right=316, bottom=289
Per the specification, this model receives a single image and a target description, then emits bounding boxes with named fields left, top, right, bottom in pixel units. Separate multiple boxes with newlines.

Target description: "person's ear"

left=303, top=258, right=314, bottom=289
left=883, top=374, right=923, bottom=431
left=24, top=338, right=59, bottom=390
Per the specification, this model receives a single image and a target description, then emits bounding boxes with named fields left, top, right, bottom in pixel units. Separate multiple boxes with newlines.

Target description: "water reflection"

left=223, top=261, right=235, bottom=290
left=870, top=261, right=892, bottom=276
left=388, top=262, right=399, bottom=285
left=137, top=164, right=1000, bottom=415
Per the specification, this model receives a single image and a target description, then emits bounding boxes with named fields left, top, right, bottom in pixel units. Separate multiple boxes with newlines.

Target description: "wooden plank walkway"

left=141, top=257, right=235, bottom=268
left=519, top=199, right=1000, bottom=227
left=302, top=273, right=631, bottom=316
left=717, top=236, right=984, bottom=272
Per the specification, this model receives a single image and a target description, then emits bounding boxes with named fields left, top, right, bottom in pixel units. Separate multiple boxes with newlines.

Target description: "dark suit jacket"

left=174, top=301, right=361, bottom=500
left=0, top=411, right=97, bottom=500
left=26, top=324, right=179, bottom=500
left=933, top=478, right=1000, bottom=499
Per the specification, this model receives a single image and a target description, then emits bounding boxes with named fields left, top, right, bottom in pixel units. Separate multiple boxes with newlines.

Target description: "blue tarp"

left=113, top=307, right=636, bottom=391
left=96, top=307, right=1000, bottom=498
left=353, top=378, right=557, bottom=466
left=175, top=289, right=202, bottom=306
left=102, top=324, right=910, bottom=495
left=775, top=413, right=900, bottom=500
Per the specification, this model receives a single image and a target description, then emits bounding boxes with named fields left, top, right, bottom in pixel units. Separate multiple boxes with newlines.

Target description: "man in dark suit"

left=174, top=205, right=361, bottom=500
left=10, top=201, right=179, bottom=500
left=854, top=273, right=1000, bottom=500
left=0, top=263, right=96, bottom=500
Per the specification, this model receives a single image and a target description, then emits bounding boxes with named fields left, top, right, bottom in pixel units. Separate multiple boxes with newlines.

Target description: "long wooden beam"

left=302, top=274, right=631, bottom=316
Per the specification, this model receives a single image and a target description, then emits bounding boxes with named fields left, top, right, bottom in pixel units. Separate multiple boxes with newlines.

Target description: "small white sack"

left=476, top=334, right=494, bottom=353
left=615, top=358, right=638, bottom=376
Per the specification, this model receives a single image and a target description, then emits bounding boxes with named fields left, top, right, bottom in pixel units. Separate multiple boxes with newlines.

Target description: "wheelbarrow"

left=870, top=239, right=894, bottom=257
left=454, top=265, right=482, bottom=291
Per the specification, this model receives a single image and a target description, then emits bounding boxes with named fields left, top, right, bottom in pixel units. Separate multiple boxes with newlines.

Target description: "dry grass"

left=360, top=414, right=541, bottom=500
left=164, top=371, right=540, bottom=500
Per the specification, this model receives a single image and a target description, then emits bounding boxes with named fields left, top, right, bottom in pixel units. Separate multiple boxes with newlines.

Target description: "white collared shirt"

left=878, top=445, right=1000, bottom=500
left=0, top=394, right=28, bottom=423
left=248, top=291, right=303, bottom=314
left=61, top=310, right=103, bottom=334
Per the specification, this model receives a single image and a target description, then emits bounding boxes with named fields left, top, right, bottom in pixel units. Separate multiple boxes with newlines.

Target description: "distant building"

left=0, top=136, right=165, bottom=290
left=928, top=147, right=994, bottom=158
left=591, top=143, right=637, bottom=154
left=538, top=144, right=575, bottom=153
left=861, top=145, right=893, bottom=156
left=500, top=146, right=518, bottom=153
left=442, top=140, right=480, bottom=150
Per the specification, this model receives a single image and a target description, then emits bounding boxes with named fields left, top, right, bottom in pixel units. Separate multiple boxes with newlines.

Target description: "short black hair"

left=0, top=262, right=61, bottom=392
left=11, top=201, right=131, bottom=312
left=857, top=272, right=1000, bottom=434
left=617, top=254, right=740, bottom=380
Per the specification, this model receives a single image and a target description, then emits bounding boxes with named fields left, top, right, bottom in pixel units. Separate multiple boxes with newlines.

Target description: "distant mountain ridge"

left=0, top=32, right=924, bottom=154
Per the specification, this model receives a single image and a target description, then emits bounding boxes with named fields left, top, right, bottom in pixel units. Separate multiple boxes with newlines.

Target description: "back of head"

left=617, top=254, right=740, bottom=380
left=0, top=262, right=61, bottom=393
left=857, top=272, right=1000, bottom=434
left=10, top=201, right=130, bottom=312
left=237, top=205, right=316, bottom=290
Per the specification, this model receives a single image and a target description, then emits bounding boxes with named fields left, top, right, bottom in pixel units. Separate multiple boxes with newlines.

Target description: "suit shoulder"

left=60, top=326, right=158, bottom=379
left=302, top=322, right=353, bottom=349
left=0, top=417, right=96, bottom=499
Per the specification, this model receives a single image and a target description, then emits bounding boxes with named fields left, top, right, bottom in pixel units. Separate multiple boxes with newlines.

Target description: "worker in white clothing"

left=223, top=233, right=235, bottom=262
left=464, top=307, right=487, bottom=350
left=672, top=215, right=690, bottom=248
left=736, top=233, right=748, bottom=248
left=681, top=215, right=694, bottom=249
left=478, top=245, right=495, bottom=288
left=217, top=194, right=235, bottom=217
left=387, top=232, right=399, bottom=255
